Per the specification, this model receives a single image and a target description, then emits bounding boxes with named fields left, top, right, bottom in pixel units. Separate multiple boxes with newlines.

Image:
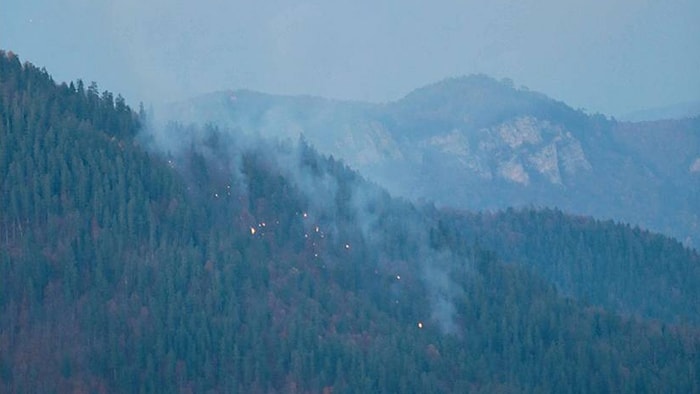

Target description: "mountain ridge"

left=168, top=75, right=700, bottom=248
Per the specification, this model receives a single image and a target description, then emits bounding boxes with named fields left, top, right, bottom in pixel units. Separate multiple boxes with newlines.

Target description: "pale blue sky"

left=2, top=0, right=698, bottom=117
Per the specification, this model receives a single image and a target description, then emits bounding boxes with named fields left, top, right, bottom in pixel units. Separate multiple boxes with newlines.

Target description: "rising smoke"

left=139, top=112, right=469, bottom=335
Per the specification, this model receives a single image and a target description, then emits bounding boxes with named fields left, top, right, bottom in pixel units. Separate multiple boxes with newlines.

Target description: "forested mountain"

left=168, top=76, right=700, bottom=248
left=435, top=207, right=700, bottom=324
left=2, top=51, right=700, bottom=393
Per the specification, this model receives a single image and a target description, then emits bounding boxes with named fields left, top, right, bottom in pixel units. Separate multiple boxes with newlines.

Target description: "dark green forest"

left=434, top=207, right=700, bottom=325
left=1, top=51, right=699, bottom=393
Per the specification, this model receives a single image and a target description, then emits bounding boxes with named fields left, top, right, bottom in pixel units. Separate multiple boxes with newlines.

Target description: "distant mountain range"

left=167, top=75, right=700, bottom=248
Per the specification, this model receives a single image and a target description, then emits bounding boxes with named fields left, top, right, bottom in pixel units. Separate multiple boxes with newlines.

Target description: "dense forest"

left=1, top=51, right=699, bottom=393
left=436, top=207, right=700, bottom=324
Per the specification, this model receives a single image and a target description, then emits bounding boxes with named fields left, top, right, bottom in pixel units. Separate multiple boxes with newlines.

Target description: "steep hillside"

left=436, top=207, right=700, bottom=324
left=169, top=76, right=700, bottom=248
left=2, top=51, right=700, bottom=393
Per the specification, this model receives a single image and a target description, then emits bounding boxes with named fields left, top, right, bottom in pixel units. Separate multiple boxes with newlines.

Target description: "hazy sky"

left=2, top=0, right=699, bottom=117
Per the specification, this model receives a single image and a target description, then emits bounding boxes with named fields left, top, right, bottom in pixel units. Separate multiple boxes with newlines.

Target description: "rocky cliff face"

left=422, top=116, right=592, bottom=186
left=166, top=76, right=700, bottom=248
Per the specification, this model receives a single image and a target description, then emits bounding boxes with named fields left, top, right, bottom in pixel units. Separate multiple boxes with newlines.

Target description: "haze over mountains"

left=621, top=100, right=700, bottom=122
left=3, top=51, right=700, bottom=392
left=3, top=1, right=699, bottom=391
left=168, top=75, right=700, bottom=248
left=4, top=1, right=699, bottom=119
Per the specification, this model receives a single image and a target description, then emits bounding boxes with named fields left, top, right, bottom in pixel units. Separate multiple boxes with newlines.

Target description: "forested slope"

left=1, top=51, right=699, bottom=393
left=434, top=208, right=700, bottom=324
